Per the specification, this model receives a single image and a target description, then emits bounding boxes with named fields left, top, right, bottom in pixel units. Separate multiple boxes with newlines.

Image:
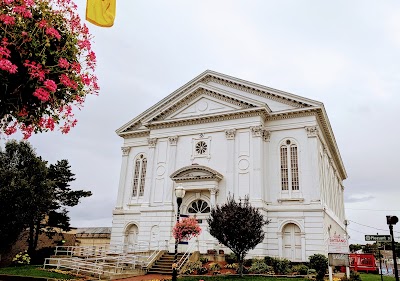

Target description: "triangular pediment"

left=117, top=70, right=322, bottom=134
left=168, top=96, right=243, bottom=120
left=170, top=165, right=223, bottom=182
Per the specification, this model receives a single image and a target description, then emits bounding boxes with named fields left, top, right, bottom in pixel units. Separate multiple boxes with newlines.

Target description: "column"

left=209, top=187, right=217, bottom=208
left=115, top=147, right=131, bottom=209
left=225, top=129, right=236, bottom=196
left=165, top=136, right=178, bottom=204
left=250, top=126, right=264, bottom=203
left=306, top=126, right=320, bottom=200
left=142, top=137, right=157, bottom=207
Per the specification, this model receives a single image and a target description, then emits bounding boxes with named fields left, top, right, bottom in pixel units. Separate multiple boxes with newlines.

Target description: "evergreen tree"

left=0, top=140, right=91, bottom=255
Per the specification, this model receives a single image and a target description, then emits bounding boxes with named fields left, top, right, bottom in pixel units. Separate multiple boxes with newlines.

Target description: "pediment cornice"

left=171, top=165, right=223, bottom=182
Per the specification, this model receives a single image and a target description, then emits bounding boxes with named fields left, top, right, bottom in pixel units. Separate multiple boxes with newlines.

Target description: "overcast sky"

left=2, top=0, right=400, bottom=245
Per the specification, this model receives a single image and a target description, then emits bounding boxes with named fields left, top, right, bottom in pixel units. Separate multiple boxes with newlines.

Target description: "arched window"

left=280, top=140, right=299, bottom=191
left=133, top=154, right=147, bottom=197
left=187, top=199, right=210, bottom=214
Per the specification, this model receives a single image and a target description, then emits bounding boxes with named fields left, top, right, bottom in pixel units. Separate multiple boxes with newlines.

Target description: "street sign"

left=365, top=235, right=391, bottom=242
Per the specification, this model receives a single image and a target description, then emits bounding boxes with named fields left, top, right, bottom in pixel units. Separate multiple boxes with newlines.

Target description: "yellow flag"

left=86, top=0, right=116, bottom=28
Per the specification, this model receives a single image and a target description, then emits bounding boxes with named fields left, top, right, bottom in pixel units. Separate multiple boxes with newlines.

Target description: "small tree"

left=207, top=195, right=269, bottom=276
left=309, top=253, right=328, bottom=281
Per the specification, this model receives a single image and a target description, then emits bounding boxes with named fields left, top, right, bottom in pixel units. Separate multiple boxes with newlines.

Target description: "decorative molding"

left=262, top=130, right=271, bottom=142
left=168, top=136, right=178, bottom=146
left=148, top=138, right=157, bottom=148
left=121, top=147, right=131, bottom=156
left=151, top=88, right=255, bottom=122
left=146, top=108, right=267, bottom=130
left=305, top=126, right=319, bottom=137
left=250, top=125, right=264, bottom=137
left=204, top=76, right=311, bottom=109
left=170, top=165, right=223, bottom=182
left=225, top=129, right=236, bottom=140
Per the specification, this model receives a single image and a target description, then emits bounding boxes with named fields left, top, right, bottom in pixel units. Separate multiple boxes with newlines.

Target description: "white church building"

left=110, top=70, right=347, bottom=261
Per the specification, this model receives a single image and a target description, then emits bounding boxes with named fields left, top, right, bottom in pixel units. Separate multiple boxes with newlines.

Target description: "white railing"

left=177, top=242, right=196, bottom=271
left=45, top=241, right=169, bottom=278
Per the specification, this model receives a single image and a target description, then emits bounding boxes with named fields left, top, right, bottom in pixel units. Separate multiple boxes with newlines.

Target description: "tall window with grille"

left=280, top=140, right=299, bottom=191
left=132, top=154, right=147, bottom=197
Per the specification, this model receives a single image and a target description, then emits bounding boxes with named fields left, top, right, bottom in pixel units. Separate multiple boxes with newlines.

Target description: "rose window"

left=195, top=141, right=207, bottom=155
left=188, top=199, right=210, bottom=213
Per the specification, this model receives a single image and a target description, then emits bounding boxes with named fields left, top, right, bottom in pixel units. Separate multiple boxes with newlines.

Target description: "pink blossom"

left=71, top=62, right=81, bottom=72
left=44, top=79, right=57, bottom=92
left=80, top=74, right=90, bottom=85
left=78, top=39, right=91, bottom=50
left=24, top=61, right=47, bottom=81
left=13, top=6, right=32, bottom=18
left=58, top=58, right=69, bottom=69
left=23, top=0, right=34, bottom=7
left=33, top=88, right=50, bottom=102
left=0, top=59, right=17, bottom=73
left=38, top=19, right=47, bottom=28
left=46, top=27, right=61, bottom=40
left=0, top=14, right=15, bottom=25
left=173, top=217, right=202, bottom=242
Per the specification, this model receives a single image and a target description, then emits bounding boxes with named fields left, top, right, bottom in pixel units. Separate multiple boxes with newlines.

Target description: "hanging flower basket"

left=173, top=217, right=201, bottom=242
left=0, top=0, right=99, bottom=138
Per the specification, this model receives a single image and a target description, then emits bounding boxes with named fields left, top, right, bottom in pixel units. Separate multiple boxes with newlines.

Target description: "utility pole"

left=387, top=216, right=399, bottom=281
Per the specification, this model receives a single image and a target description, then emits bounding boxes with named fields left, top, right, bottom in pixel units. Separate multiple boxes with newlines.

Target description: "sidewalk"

left=114, top=274, right=172, bottom=281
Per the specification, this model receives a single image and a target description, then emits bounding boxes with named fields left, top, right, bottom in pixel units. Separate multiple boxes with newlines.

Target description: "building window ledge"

left=277, top=198, right=304, bottom=203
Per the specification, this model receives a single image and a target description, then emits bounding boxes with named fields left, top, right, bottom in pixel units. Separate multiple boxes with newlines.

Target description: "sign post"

left=328, top=234, right=350, bottom=281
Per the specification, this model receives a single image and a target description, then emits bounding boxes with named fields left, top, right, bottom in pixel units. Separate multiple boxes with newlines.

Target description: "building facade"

left=110, top=70, right=347, bottom=261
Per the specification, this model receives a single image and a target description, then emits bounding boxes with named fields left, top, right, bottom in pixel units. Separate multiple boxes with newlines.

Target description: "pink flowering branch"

left=172, top=217, right=202, bottom=242
left=0, top=0, right=99, bottom=138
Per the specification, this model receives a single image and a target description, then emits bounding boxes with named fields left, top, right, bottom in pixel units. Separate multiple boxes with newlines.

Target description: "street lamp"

left=387, top=216, right=399, bottom=281
left=172, top=185, right=186, bottom=281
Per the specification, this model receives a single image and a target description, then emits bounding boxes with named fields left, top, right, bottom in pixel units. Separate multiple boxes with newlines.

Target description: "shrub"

left=340, top=270, right=361, bottom=281
left=243, top=258, right=253, bottom=267
left=264, top=257, right=291, bottom=274
left=209, top=262, right=221, bottom=271
left=309, top=254, right=328, bottom=281
left=199, top=257, right=208, bottom=264
left=236, top=266, right=249, bottom=274
left=225, top=263, right=239, bottom=269
left=248, top=259, right=274, bottom=274
left=225, top=252, right=237, bottom=264
left=12, top=251, right=31, bottom=266
left=197, top=267, right=208, bottom=275
left=292, top=264, right=309, bottom=275
left=182, top=261, right=202, bottom=275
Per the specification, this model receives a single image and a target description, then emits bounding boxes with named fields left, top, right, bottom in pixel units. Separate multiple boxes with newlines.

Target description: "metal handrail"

left=177, top=242, right=196, bottom=271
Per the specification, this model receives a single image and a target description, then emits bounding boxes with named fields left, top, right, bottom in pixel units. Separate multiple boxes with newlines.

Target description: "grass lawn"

left=360, top=273, right=396, bottom=281
left=180, top=276, right=307, bottom=281
left=0, top=265, right=74, bottom=279
left=180, top=273, right=397, bottom=281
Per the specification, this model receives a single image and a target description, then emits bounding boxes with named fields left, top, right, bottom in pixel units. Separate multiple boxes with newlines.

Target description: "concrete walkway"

left=114, top=274, right=172, bottom=281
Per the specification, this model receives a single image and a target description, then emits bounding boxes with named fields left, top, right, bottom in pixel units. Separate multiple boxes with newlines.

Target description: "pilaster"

left=165, top=136, right=178, bottom=204
left=225, top=129, right=236, bottom=197
left=115, top=146, right=131, bottom=209
left=142, top=138, right=157, bottom=207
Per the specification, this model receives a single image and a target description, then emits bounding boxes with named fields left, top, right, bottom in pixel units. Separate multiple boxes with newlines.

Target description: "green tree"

left=0, top=140, right=91, bottom=255
left=309, top=253, right=328, bottom=281
left=349, top=244, right=363, bottom=253
left=207, top=195, right=269, bottom=276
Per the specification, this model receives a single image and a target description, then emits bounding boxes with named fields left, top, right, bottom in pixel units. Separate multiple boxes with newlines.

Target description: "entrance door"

left=124, top=224, right=138, bottom=252
left=283, top=223, right=302, bottom=261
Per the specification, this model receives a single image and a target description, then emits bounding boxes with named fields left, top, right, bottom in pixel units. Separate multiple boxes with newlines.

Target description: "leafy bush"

left=225, top=252, right=237, bottom=264
left=182, top=261, right=202, bottom=275
left=309, top=254, right=328, bottom=281
left=292, top=264, right=309, bottom=275
left=248, top=259, right=274, bottom=274
left=12, top=251, right=31, bottom=266
left=199, top=257, right=208, bottom=264
left=243, top=258, right=253, bottom=267
left=197, top=266, right=208, bottom=275
left=263, top=256, right=291, bottom=274
left=225, top=263, right=239, bottom=269
left=236, top=266, right=249, bottom=274
left=340, top=270, right=361, bottom=281
left=209, top=262, right=221, bottom=271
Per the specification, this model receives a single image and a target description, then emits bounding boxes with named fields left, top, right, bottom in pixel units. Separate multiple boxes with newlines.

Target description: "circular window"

left=286, top=140, right=291, bottom=145
left=188, top=199, right=210, bottom=214
left=195, top=141, right=207, bottom=155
